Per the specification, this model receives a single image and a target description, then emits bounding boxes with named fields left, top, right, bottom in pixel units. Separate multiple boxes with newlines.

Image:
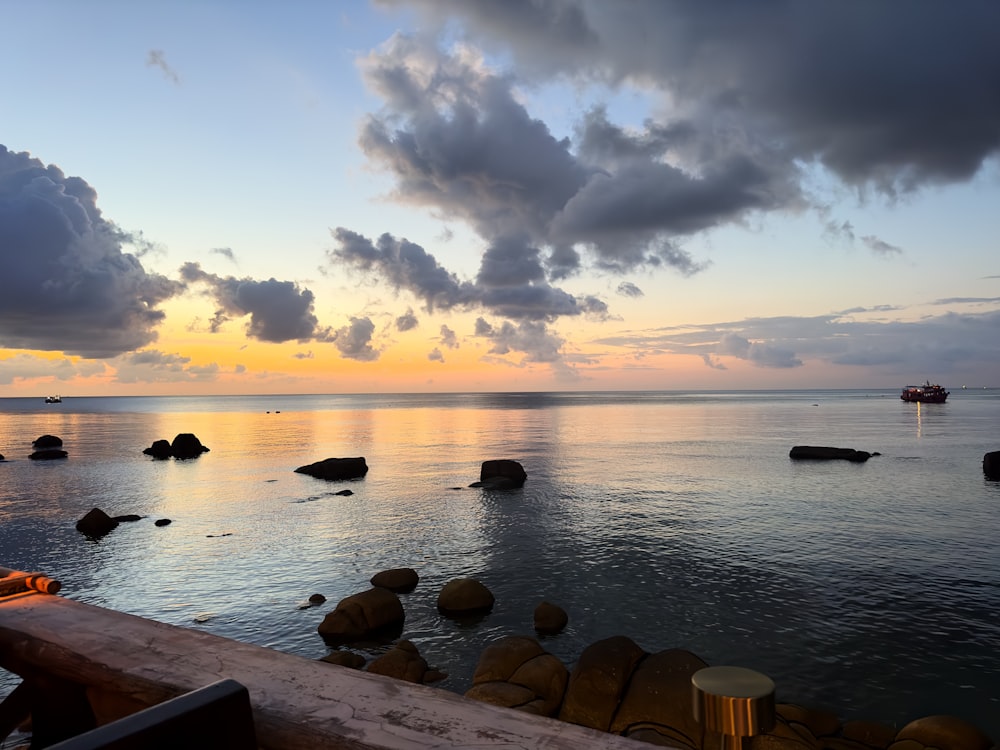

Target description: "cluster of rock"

left=142, top=433, right=210, bottom=460
left=314, top=568, right=994, bottom=749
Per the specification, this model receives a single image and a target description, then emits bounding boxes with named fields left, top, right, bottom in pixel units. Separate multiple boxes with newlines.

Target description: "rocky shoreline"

left=315, top=568, right=996, bottom=750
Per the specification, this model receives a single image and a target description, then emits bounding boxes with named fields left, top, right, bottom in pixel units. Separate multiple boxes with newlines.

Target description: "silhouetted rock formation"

left=142, top=434, right=209, bottom=459
left=789, top=445, right=872, bottom=462
left=984, top=450, right=1000, bottom=480
left=295, top=457, right=368, bottom=480
left=76, top=508, right=119, bottom=537
left=30, top=434, right=67, bottom=460
left=470, top=459, right=527, bottom=489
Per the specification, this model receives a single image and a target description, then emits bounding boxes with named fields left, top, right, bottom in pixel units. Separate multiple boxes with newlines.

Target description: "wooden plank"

left=0, top=592, right=655, bottom=750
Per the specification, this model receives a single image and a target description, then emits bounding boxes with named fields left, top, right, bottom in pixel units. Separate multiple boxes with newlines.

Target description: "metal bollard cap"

left=692, top=665, right=776, bottom=737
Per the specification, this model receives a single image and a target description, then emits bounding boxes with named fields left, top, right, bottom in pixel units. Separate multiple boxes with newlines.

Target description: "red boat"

left=900, top=381, right=949, bottom=403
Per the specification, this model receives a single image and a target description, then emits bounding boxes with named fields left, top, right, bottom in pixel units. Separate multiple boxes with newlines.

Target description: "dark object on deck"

left=471, top=459, right=527, bottom=489
left=46, top=678, right=257, bottom=750
left=789, top=446, right=872, bottom=462
left=984, top=451, right=1000, bottom=481
left=295, top=456, right=369, bottom=480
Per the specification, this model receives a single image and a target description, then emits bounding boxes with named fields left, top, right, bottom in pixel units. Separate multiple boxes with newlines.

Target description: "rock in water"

left=471, top=459, right=527, bottom=488
left=295, top=457, right=368, bottom=480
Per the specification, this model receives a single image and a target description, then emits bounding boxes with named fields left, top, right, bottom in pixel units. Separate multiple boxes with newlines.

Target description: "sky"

left=2, top=1, right=999, bottom=396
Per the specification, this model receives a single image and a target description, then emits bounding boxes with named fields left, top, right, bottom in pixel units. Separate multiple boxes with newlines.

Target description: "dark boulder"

left=76, top=508, right=119, bottom=537
left=558, top=635, right=646, bottom=731
left=470, top=459, right=527, bottom=489
left=0, top=453, right=4, bottom=461
left=30, top=435, right=68, bottom=460
left=317, top=587, right=404, bottom=643
left=154, top=518, right=172, bottom=527
left=466, top=636, right=568, bottom=717
left=142, top=439, right=173, bottom=459
left=789, top=446, right=872, bottom=462
left=437, top=577, right=495, bottom=617
left=113, top=514, right=143, bottom=523
left=984, top=451, right=1000, bottom=480
left=370, top=567, right=419, bottom=593
left=295, top=457, right=368, bottom=481
left=170, top=433, right=209, bottom=459
left=366, top=640, right=430, bottom=684
left=533, top=601, right=569, bottom=635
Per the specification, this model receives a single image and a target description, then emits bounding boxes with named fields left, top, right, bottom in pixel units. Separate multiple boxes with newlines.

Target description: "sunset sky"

left=2, top=1, right=999, bottom=396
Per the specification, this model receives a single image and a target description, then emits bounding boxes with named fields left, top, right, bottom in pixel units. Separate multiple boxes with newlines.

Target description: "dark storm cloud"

left=384, top=0, right=1000, bottom=191
left=179, top=262, right=328, bottom=343
left=617, top=282, right=644, bottom=298
left=332, top=316, right=379, bottom=361
left=330, top=228, right=604, bottom=322
left=474, top=317, right=565, bottom=364
left=353, top=2, right=1000, bottom=372
left=396, top=308, right=419, bottom=331
left=354, top=34, right=736, bottom=277
left=330, top=228, right=477, bottom=312
left=0, top=146, right=183, bottom=357
left=439, top=325, right=459, bottom=349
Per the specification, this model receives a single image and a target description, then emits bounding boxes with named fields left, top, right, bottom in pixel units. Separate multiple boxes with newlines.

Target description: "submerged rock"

left=789, top=445, right=872, bottom=462
left=370, top=567, right=419, bottom=593
left=295, top=457, right=369, bottom=481
left=533, top=601, right=569, bottom=635
left=437, top=577, right=495, bottom=617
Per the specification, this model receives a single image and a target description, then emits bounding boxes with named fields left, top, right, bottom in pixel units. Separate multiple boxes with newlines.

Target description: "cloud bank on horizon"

left=1, top=0, right=999, bottom=389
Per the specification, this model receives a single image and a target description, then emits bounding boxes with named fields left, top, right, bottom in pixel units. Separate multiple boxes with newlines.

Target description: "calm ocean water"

left=1, top=390, right=998, bottom=739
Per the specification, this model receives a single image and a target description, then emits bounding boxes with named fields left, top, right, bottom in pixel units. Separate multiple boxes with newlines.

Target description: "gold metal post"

left=692, top=665, right=775, bottom=750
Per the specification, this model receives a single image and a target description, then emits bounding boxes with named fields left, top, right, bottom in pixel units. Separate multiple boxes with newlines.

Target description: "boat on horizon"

left=900, top=382, right=949, bottom=403
left=44, top=395, right=62, bottom=404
